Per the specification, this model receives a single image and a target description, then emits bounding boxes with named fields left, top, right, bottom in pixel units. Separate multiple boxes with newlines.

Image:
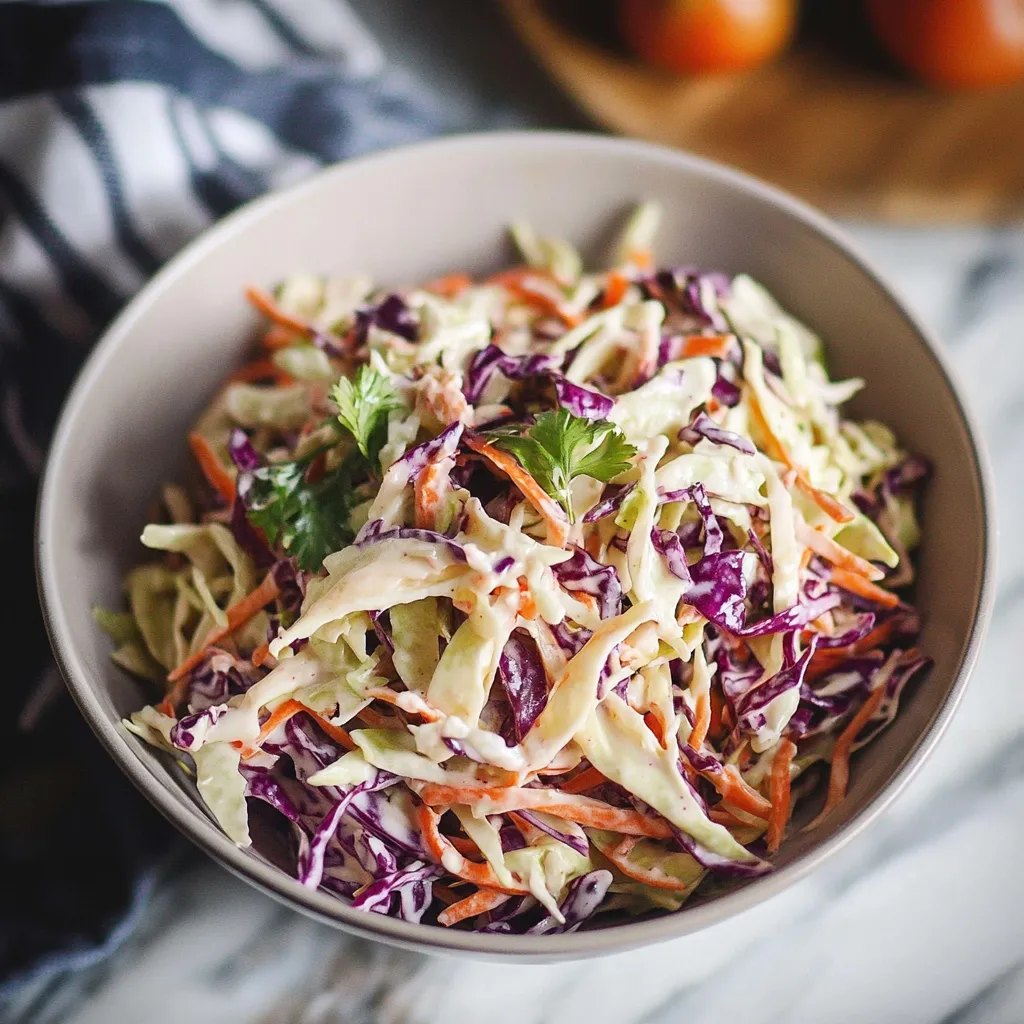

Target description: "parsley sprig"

left=331, top=366, right=401, bottom=465
left=489, top=409, right=636, bottom=522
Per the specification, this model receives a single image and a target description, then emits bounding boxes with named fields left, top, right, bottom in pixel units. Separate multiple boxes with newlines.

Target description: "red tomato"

left=867, top=0, right=1024, bottom=88
left=618, top=0, right=797, bottom=75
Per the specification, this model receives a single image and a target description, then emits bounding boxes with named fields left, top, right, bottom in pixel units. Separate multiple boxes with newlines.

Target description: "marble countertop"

left=21, top=5, right=1024, bottom=1022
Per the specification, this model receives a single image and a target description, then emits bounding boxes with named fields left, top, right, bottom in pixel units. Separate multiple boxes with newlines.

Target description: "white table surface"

left=25, top=5, right=1024, bottom=1021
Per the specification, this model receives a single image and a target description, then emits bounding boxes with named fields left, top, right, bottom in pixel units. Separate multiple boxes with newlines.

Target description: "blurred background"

left=3, top=1, right=1023, bottom=1021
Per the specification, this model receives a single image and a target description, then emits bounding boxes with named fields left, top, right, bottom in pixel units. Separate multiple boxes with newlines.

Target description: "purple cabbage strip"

left=392, top=420, right=463, bottom=480
left=683, top=551, right=749, bottom=633
left=553, top=376, right=614, bottom=421
left=735, top=638, right=818, bottom=730
left=814, top=612, right=876, bottom=649
left=550, top=620, right=593, bottom=657
left=498, top=630, right=549, bottom=742
left=241, top=766, right=301, bottom=822
left=227, top=428, right=262, bottom=471
left=368, top=610, right=395, bottom=653
left=170, top=705, right=227, bottom=751
left=271, top=558, right=306, bottom=616
left=356, top=520, right=467, bottom=562
left=353, top=293, right=419, bottom=346
left=463, top=344, right=560, bottom=404
left=689, top=483, right=724, bottom=556
left=736, top=592, right=841, bottom=638
left=711, top=373, right=742, bottom=408
left=499, top=822, right=528, bottom=853
left=297, top=795, right=358, bottom=889
left=550, top=546, right=623, bottom=620
left=351, top=861, right=441, bottom=923
left=230, top=496, right=276, bottom=568
left=679, top=411, right=755, bottom=456
left=525, top=870, right=613, bottom=935
left=514, top=809, right=590, bottom=857
left=652, top=528, right=692, bottom=585
left=582, top=483, right=635, bottom=524
left=671, top=823, right=770, bottom=879
left=747, top=528, right=773, bottom=575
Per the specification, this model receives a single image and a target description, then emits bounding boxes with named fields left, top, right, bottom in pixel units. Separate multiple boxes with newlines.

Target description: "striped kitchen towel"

left=0, top=0, right=445, bottom=1004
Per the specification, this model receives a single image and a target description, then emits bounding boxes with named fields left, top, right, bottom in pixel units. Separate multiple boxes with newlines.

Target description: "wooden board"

left=502, top=0, right=1024, bottom=223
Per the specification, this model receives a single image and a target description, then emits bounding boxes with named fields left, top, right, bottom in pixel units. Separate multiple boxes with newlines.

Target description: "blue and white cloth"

left=0, top=0, right=445, bottom=1000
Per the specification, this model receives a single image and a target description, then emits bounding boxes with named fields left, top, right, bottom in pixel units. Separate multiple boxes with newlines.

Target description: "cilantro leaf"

left=331, top=367, right=401, bottom=465
left=240, top=455, right=361, bottom=572
left=489, top=409, right=636, bottom=522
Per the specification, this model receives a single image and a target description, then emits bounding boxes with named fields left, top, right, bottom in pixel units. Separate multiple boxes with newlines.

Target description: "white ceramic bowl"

left=37, top=132, right=995, bottom=960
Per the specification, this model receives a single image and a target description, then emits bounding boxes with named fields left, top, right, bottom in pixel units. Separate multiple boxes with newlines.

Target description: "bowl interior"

left=38, top=133, right=991, bottom=958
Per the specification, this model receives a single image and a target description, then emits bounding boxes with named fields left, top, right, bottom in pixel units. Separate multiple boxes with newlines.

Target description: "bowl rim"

left=36, top=129, right=997, bottom=958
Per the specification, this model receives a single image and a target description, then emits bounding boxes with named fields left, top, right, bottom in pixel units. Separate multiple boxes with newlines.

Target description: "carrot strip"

left=245, top=286, right=312, bottom=336
left=766, top=739, right=797, bottom=853
left=167, top=572, right=281, bottom=689
left=702, top=765, right=772, bottom=820
left=188, top=432, right=236, bottom=506
left=748, top=393, right=854, bottom=524
left=487, top=268, right=580, bottom=327
left=416, top=782, right=672, bottom=839
left=362, top=686, right=442, bottom=723
left=262, top=325, right=301, bottom=351
left=689, top=691, right=711, bottom=751
left=156, top=697, right=175, bottom=718
left=356, top=706, right=399, bottom=730
left=678, top=334, right=734, bottom=360
left=795, top=521, right=884, bottom=582
left=227, top=358, right=293, bottom=385
left=625, top=248, right=653, bottom=272
left=590, top=834, right=692, bottom=892
left=601, top=270, right=631, bottom=309
left=463, top=433, right=569, bottom=546
left=447, top=836, right=482, bottom=857
left=415, top=460, right=447, bottom=531
left=250, top=642, right=272, bottom=668
left=417, top=804, right=528, bottom=893
left=829, top=568, right=901, bottom=609
left=807, top=685, right=887, bottom=829
left=558, top=766, right=608, bottom=795
left=643, top=711, right=667, bottom=748
left=805, top=620, right=898, bottom=683
left=437, top=887, right=510, bottom=927
left=423, top=273, right=473, bottom=299
left=708, top=689, right=725, bottom=741
left=236, top=698, right=355, bottom=759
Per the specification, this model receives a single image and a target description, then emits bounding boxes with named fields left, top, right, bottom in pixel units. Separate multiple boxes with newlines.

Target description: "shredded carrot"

left=262, top=325, right=301, bottom=351
left=250, top=642, right=272, bottom=668
left=643, top=711, right=667, bottom=748
left=625, top=248, right=653, bottom=272
left=558, top=766, right=608, bottom=795
left=414, top=460, right=447, bottom=531
left=447, top=836, right=482, bottom=857
left=748, top=393, right=854, bottom=524
left=463, top=433, right=569, bottom=546
left=590, top=834, right=692, bottom=891
left=601, top=270, right=631, bottom=309
left=432, top=883, right=462, bottom=906
left=807, top=684, right=887, bottom=829
left=516, top=576, right=538, bottom=620
left=417, top=782, right=672, bottom=838
left=805, top=620, right=897, bottom=683
left=437, top=887, right=510, bottom=927
left=829, top=567, right=901, bottom=609
left=418, top=804, right=528, bottom=893
left=795, top=521, right=884, bottom=582
left=356, top=706, right=399, bottom=730
left=187, top=432, right=236, bottom=506
left=766, top=739, right=797, bottom=853
left=156, top=697, right=175, bottom=718
left=678, top=334, right=734, bottom=360
left=708, top=689, right=725, bottom=742
left=487, top=268, right=580, bottom=327
left=236, top=698, right=355, bottom=759
left=362, top=686, right=441, bottom=722
left=245, top=285, right=312, bottom=336
left=689, top=691, right=711, bottom=751
left=423, top=273, right=473, bottom=299
left=702, top=765, right=772, bottom=820
left=226, top=358, right=293, bottom=385
left=167, top=572, right=281, bottom=688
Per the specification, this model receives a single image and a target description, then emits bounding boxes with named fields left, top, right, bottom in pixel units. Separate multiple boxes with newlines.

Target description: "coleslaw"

left=98, top=204, right=930, bottom=932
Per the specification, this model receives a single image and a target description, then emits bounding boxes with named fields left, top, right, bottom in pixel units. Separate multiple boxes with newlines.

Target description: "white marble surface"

left=15, top=221, right=1021, bottom=1024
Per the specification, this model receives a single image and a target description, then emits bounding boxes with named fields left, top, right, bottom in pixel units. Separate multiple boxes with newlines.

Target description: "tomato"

left=618, top=0, right=797, bottom=75
left=867, top=0, right=1024, bottom=88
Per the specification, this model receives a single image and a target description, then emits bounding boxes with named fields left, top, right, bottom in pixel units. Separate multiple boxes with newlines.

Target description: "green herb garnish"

left=331, top=366, right=401, bottom=465
left=489, top=409, right=636, bottom=522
